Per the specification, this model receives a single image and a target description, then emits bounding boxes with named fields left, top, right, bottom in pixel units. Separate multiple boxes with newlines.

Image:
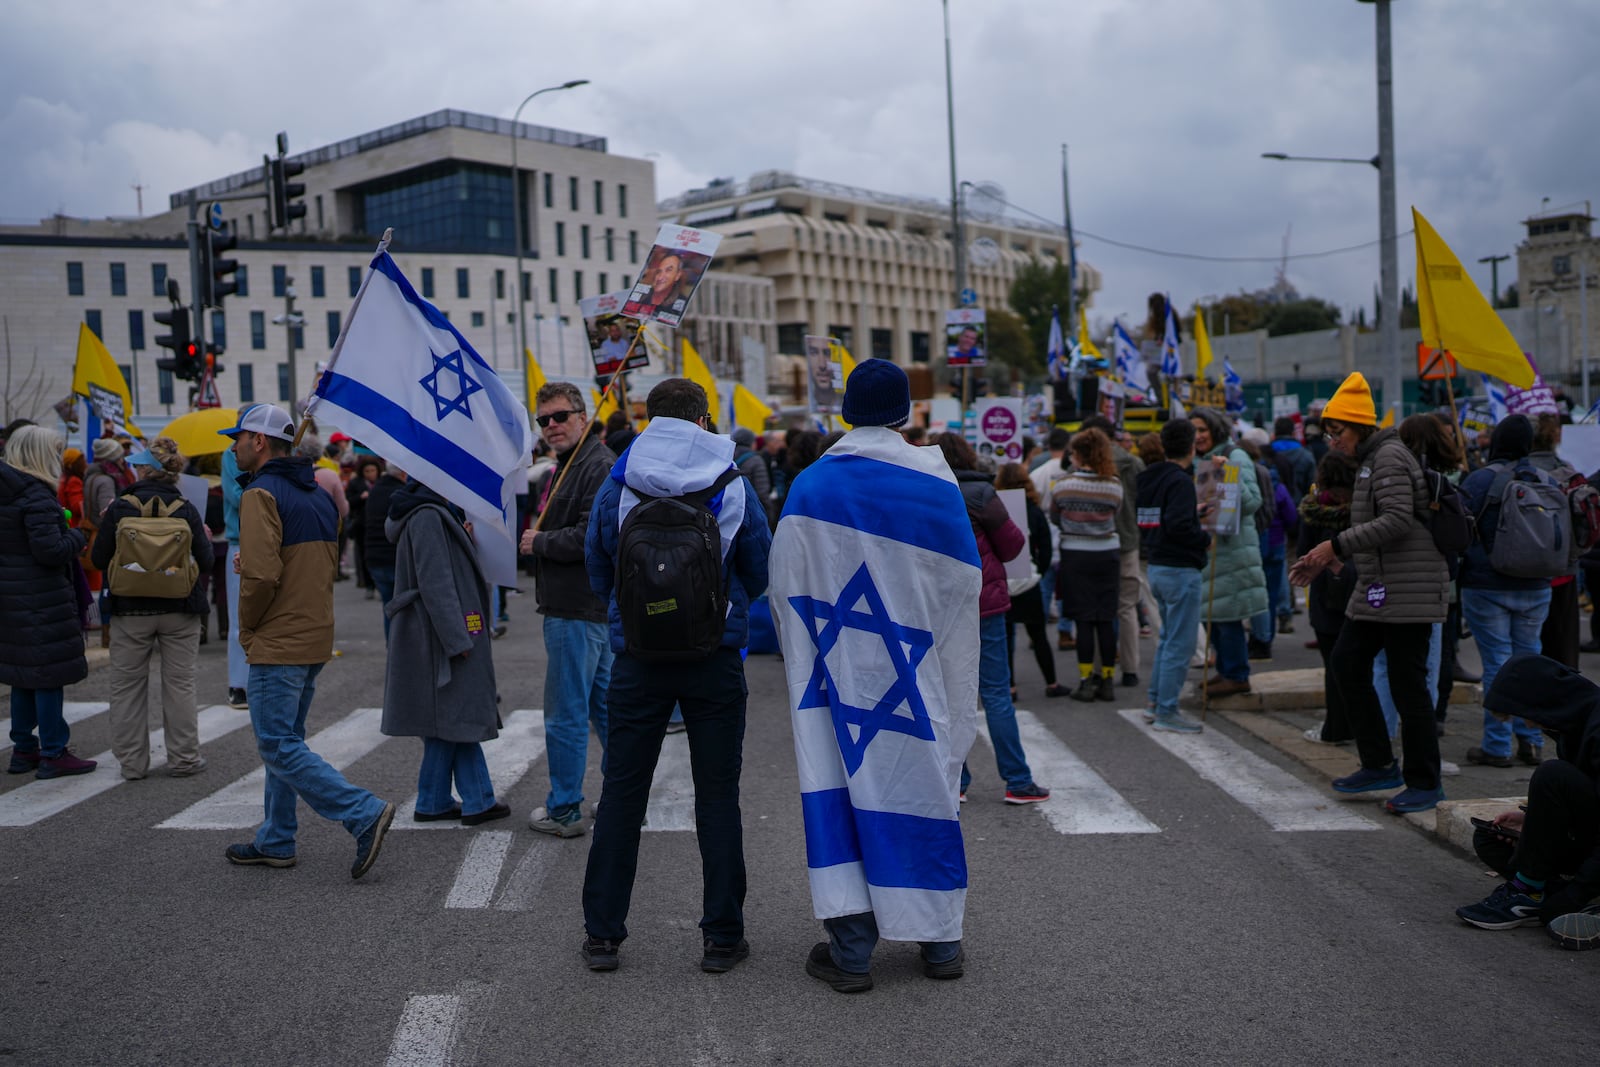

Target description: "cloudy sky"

left=3, top=0, right=1594, bottom=331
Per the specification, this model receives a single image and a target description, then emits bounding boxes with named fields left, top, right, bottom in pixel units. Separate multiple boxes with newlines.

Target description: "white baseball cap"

left=218, top=404, right=296, bottom=442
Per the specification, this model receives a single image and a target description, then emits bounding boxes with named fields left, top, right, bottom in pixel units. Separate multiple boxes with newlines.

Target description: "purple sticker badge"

left=1365, top=582, right=1388, bottom=609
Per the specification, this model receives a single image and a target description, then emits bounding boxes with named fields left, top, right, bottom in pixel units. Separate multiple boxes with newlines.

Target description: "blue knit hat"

left=841, top=358, right=910, bottom=427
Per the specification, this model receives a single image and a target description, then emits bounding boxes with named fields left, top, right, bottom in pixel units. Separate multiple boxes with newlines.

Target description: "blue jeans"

left=961, top=613, right=1035, bottom=793
left=1252, top=544, right=1285, bottom=644
left=9, top=687, right=69, bottom=758
left=248, top=662, right=387, bottom=858
left=1043, top=563, right=1073, bottom=636
left=1374, top=622, right=1440, bottom=738
left=417, top=738, right=496, bottom=817
left=1210, top=620, right=1249, bottom=682
left=369, top=563, right=396, bottom=641
left=824, top=911, right=959, bottom=973
left=1461, top=586, right=1551, bottom=757
left=226, top=544, right=247, bottom=689
left=1147, top=565, right=1202, bottom=718
left=583, top=648, right=748, bottom=945
left=543, top=616, right=613, bottom=815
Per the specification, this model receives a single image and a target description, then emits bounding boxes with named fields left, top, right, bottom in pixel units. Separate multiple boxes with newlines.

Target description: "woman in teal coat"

left=1191, top=407, right=1267, bottom=696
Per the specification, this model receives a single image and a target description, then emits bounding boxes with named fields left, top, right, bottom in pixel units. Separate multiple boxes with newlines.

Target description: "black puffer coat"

left=0, top=462, right=89, bottom=689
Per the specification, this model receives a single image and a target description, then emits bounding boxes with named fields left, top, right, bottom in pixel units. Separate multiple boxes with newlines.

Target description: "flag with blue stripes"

left=1113, top=320, right=1151, bottom=398
left=1482, top=373, right=1509, bottom=423
left=309, top=252, right=534, bottom=587
left=1223, top=356, right=1246, bottom=414
left=768, top=427, right=981, bottom=942
left=1046, top=308, right=1066, bottom=381
left=1161, top=297, right=1181, bottom=378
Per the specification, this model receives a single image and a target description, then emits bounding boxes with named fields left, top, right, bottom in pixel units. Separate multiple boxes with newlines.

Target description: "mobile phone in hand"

left=1470, top=816, right=1521, bottom=840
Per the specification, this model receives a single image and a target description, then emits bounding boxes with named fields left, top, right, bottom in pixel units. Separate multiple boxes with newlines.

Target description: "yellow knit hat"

left=1323, top=372, right=1377, bottom=426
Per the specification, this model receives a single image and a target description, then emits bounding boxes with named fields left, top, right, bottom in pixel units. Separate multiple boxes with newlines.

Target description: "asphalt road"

left=3, top=581, right=1595, bottom=1067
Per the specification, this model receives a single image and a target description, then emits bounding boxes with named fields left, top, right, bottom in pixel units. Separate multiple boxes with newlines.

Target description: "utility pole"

left=1478, top=253, right=1510, bottom=308
left=1366, top=0, right=1402, bottom=422
left=1061, top=144, right=1076, bottom=334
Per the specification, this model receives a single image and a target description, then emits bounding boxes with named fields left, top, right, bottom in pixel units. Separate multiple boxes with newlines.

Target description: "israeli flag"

left=1046, top=308, right=1066, bottom=381
left=1113, top=320, right=1151, bottom=398
left=309, top=252, right=534, bottom=588
left=1161, top=297, right=1181, bottom=378
left=1223, top=356, right=1246, bottom=414
left=1482, top=373, right=1509, bottom=423
left=768, top=427, right=981, bottom=943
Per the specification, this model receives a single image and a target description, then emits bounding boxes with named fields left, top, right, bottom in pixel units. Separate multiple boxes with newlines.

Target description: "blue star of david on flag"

left=789, top=562, right=936, bottom=775
left=419, top=347, right=484, bottom=421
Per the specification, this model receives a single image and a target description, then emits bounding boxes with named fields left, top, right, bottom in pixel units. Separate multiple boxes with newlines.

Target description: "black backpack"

left=1417, top=467, right=1471, bottom=578
left=615, top=469, right=740, bottom=662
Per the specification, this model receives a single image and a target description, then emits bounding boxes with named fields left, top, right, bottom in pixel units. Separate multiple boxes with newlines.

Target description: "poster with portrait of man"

left=580, top=290, right=650, bottom=378
left=804, top=334, right=843, bottom=415
left=622, top=224, right=723, bottom=328
left=945, top=307, right=987, bottom=367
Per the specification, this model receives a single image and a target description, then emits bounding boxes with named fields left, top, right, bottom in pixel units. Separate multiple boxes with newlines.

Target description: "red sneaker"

left=36, top=750, right=97, bottom=779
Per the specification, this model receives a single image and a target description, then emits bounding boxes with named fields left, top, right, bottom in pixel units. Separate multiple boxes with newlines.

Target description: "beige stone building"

left=1515, top=204, right=1599, bottom=385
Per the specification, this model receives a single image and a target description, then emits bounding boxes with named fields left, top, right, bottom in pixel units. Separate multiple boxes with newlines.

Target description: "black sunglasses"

left=536, top=409, right=580, bottom=428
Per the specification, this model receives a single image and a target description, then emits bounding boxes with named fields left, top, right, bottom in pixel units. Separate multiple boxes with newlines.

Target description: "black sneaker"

left=227, top=688, right=248, bottom=710
left=351, top=801, right=396, bottom=880
left=582, top=936, right=620, bottom=972
left=1095, top=675, right=1116, bottom=702
left=1069, top=679, right=1097, bottom=702
left=1516, top=738, right=1543, bottom=766
left=1004, top=782, right=1050, bottom=804
left=1120, top=672, right=1139, bottom=688
left=225, top=843, right=295, bottom=868
left=701, top=937, right=750, bottom=973
left=805, top=942, right=872, bottom=993
left=922, top=946, right=965, bottom=980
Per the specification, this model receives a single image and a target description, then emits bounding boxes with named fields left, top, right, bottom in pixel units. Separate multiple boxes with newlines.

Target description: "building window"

left=310, top=266, right=325, bottom=298
left=456, top=268, right=470, bottom=299
left=211, top=310, right=227, bottom=351
left=573, top=271, right=584, bottom=302
left=494, top=268, right=505, bottom=300
left=315, top=194, right=325, bottom=231
left=327, top=310, right=341, bottom=348
left=568, top=176, right=578, bottom=211
left=85, top=309, right=102, bottom=338
left=604, top=227, right=615, bottom=262
left=910, top=331, right=931, bottom=363
left=348, top=265, right=361, bottom=298
left=555, top=221, right=566, bottom=257
left=273, top=265, right=288, bottom=297
left=235, top=264, right=249, bottom=297
left=421, top=268, right=435, bottom=299
left=158, top=368, right=174, bottom=406
left=470, top=311, right=485, bottom=328
left=598, top=272, right=608, bottom=294
left=581, top=224, right=591, bottom=258
left=117, top=365, right=133, bottom=393
left=67, top=262, right=84, bottom=296
left=292, top=323, right=304, bottom=350
left=152, top=263, right=168, bottom=297
left=547, top=268, right=558, bottom=305
left=629, top=230, right=639, bottom=263
left=777, top=323, right=806, bottom=354
left=594, top=179, right=604, bottom=215
left=251, top=310, right=266, bottom=350
left=110, top=262, right=127, bottom=297
left=543, top=172, right=553, bottom=209
left=871, top=328, right=892, bottom=361
left=127, top=309, right=145, bottom=350
left=238, top=364, right=255, bottom=403
left=247, top=214, right=256, bottom=239
left=618, top=184, right=628, bottom=218
left=521, top=271, right=531, bottom=302
left=278, top=363, right=291, bottom=402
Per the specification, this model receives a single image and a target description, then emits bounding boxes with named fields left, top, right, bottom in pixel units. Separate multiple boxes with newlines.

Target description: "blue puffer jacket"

left=585, top=418, right=772, bottom=654
left=0, top=462, right=89, bottom=689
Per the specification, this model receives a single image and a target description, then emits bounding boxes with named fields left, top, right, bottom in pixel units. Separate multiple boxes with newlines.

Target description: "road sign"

left=209, top=202, right=224, bottom=229
left=1417, top=343, right=1458, bottom=380
left=959, top=287, right=977, bottom=307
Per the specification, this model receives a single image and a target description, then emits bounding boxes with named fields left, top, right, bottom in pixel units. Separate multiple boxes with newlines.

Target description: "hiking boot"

left=1095, top=675, right=1116, bottom=702
left=35, top=750, right=97, bottom=779
left=1516, top=738, right=1543, bottom=766
left=1057, top=634, right=1075, bottom=651
left=227, top=688, right=248, bottom=710
left=1120, top=672, right=1139, bottom=688
left=1247, top=640, right=1273, bottom=661
left=921, top=945, right=965, bottom=980
left=351, top=801, right=396, bottom=880
left=1277, top=618, right=1295, bottom=635
left=1547, top=906, right=1600, bottom=951
left=1004, top=783, right=1050, bottom=804
left=701, top=938, right=750, bottom=974
left=225, top=843, right=295, bottom=868
left=1384, top=787, right=1445, bottom=814
left=1069, top=678, right=1097, bottom=702
left=1465, top=746, right=1514, bottom=768
left=581, top=936, right=620, bottom=972
left=7, top=750, right=40, bottom=775
left=1456, top=881, right=1545, bottom=930
left=529, top=805, right=587, bottom=837
left=1206, top=678, right=1251, bottom=698
left=1331, top=762, right=1404, bottom=794
left=1152, top=712, right=1204, bottom=734
left=805, top=942, right=872, bottom=993
left=461, top=802, right=511, bottom=826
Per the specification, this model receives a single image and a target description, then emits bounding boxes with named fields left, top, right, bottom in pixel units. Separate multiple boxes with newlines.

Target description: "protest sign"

left=622, top=224, right=722, bottom=327
left=804, top=335, right=843, bottom=415
left=975, top=397, right=1024, bottom=464
left=997, top=488, right=1033, bottom=582
left=945, top=308, right=987, bottom=367
left=580, top=290, right=649, bottom=378
left=1195, top=460, right=1243, bottom=537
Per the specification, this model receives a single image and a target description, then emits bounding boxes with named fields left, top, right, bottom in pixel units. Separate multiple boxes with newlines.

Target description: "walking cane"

left=1201, top=530, right=1220, bottom=722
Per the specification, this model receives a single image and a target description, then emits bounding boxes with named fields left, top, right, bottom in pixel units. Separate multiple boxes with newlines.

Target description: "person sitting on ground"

left=1455, top=654, right=1600, bottom=951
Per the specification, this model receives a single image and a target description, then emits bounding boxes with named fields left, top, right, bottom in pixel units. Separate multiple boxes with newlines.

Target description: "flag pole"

left=292, top=228, right=394, bottom=448
left=1437, top=354, right=1470, bottom=473
left=1200, top=531, right=1219, bottom=721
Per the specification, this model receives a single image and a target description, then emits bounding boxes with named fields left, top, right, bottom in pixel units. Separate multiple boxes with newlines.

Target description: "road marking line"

left=1116, top=708, right=1378, bottom=832
left=395, top=710, right=546, bottom=829
left=644, top=731, right=695, bottom=832
left=444, top=831, right=514, bottom=909
left=495, top=839, right=560, bottom=911
left=0, top=706, right=242, bottom=828
left=975, top=709, right=1160, bottom=834
left=158, top=707, right=385, bottom=830
left=384, top=993, right=463, bottom=1067
left=62, top=701, right=110, bottom=726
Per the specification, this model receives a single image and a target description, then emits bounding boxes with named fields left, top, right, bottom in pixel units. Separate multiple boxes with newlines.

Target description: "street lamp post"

left=510, top=80, right=589, bottom=374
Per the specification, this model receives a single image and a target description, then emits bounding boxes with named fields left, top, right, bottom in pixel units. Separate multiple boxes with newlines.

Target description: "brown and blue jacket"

left=237, top=456, right=339, bottom=664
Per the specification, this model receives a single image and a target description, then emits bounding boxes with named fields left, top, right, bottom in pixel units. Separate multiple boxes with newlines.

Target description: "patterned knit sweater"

left=1050, top=470, right=1122, bottom=553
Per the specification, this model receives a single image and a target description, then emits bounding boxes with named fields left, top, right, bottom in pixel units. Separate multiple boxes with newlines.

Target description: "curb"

left=1182, top=667, right=1479, bottom=713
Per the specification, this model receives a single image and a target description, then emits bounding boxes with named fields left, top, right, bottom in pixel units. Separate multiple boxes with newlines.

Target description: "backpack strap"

left=682, top=468, right=741, bottom=508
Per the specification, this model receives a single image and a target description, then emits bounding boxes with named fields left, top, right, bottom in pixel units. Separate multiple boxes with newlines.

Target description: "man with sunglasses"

left=520, top=383, right=616, bottom=838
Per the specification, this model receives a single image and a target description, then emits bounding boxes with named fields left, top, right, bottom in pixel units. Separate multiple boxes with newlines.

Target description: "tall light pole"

left=1361, top=0, right=1401, bottom=423
left=942, top=0, right=964, bottom=305
left=511, top=79, right=589, bottom=371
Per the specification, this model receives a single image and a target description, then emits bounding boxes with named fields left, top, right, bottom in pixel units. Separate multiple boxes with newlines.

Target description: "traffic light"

left=200, top=224, right=239, bottom=306
left=205, top=342, right=225, bottom=378
left=154, top=305, right=196, bottom=379
left=267, top=155, right=307, bottom=231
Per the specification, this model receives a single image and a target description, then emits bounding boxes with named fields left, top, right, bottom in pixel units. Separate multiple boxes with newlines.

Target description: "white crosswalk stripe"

left=0, top=705, right=245, bottom=827
left=644, top=731, right=695, bottom=832
left=394, top=710, right=546, bottom=829
left=443, top=831, right=515, bottom=909
left=157, top=707, right=385, bottom=830
left=63, top=701, right=110, bottom=726
left=1116, top=709, right=1378, bottom=832
left=974, top=708, right=1160, bottom=834
left=385, top=993, right=464, bottom=1067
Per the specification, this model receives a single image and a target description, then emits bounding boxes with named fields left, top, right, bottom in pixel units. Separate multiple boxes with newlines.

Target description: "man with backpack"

left=1529, top=414, right=1600, bottom=669
left=521, top=382, right=616, bottom=838
left=579, top=378, right=771, bottom=975
left=1459, top=414, right=1565, bottom=768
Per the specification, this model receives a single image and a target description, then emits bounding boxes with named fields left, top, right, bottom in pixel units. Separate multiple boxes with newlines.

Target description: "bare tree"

left=2, top=317, right=60, bottom=426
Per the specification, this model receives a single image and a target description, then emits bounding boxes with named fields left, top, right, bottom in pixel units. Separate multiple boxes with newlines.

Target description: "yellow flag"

left=524, top=348, right=547, bottom=411
left=1193, top=305, right=1214, bottom=380
left=72, top=323, right=142, bottom=436
left=1413, top=207, right=1534, bottom=388
left=731, top=383, right=773, bottom=434
left=830, top=344, right=859, bottom=430
left=1379, top=408, right=1395, bottom=429
left=591, top=388, right=618, bottom=425
left=681, top=338, right=722, bottom=428
left=1077, top=309, right=1103, bottom=362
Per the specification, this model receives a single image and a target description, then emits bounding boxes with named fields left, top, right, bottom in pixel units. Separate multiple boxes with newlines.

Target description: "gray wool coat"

left=1334, top=428, right=1448, bottom=625
left=380, top=502, right=500, bottom=743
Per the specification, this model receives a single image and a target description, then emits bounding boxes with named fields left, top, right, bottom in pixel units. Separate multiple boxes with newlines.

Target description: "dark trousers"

left=1076, top=619, right=1116, bottom=669
left=1584, top=564, right=1600, bottom=646
left=1540, top=578, right=1580, bottom=669
left=582, top=648, right=748, bottom=946
left=1474, top=760, right=1600, bottom=883
left=1006, top=585, right=1057, bottom=687
left=1329, top=619, right=1440, bottom=791
left=1314, top=628, right=1352, bottom=743
left=1435, top=599, right=1460, bottom=722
